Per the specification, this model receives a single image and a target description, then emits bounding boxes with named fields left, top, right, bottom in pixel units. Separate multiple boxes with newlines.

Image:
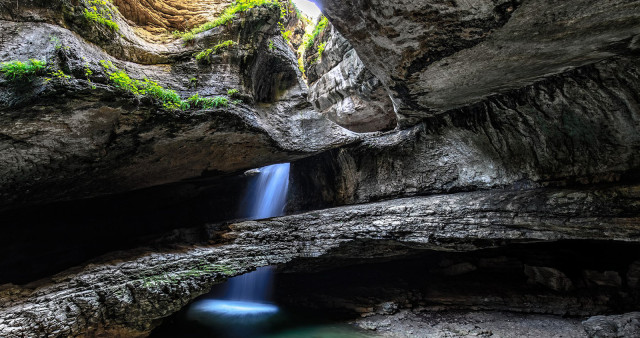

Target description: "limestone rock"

left=305, top=23, right=397, bottom=132
left=583, top=312, right=640, bottom=338
left=524, top=265, right=573, bottom=292
left=1, top=184, right=639, bottom=336
left=290, top=57, right=640, bottom=209
left=0, top=2, right=359, bottom=211
left=317, top=0, right=640, bottom=122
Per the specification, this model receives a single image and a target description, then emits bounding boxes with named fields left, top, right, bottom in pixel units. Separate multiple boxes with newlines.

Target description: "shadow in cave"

left=150, top=240, right=640, bottom=337
left=0, top=171, right=254, bottom=285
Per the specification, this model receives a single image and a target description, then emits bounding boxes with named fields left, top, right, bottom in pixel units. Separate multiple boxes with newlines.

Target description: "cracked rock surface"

left=1, top=184, right=639, bottom=336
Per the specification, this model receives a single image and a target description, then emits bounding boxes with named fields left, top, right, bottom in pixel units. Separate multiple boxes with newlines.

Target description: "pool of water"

left=150, top=301, right=374, bottom=338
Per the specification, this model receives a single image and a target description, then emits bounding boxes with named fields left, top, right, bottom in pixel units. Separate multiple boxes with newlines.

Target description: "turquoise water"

left=150, top=302, right=375, bottom=338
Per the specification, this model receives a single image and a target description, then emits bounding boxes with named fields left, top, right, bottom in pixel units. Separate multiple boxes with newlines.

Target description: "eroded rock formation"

left=304, top=22, right=397, bottom=132
left=0, top=0, right=357, bottom=211
left=1, top=0, right=640, bottom=336
left=1, top=184, right=639, bottom=336
left=317, top=0, right=640, bottom=123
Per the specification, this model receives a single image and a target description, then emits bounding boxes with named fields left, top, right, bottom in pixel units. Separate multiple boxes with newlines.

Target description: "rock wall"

left=0, top=0, right=358, bottom=211
left=1, top=184, right=639, bottom=336
left=304, top=23, right=397, bottom=132
left=290, top=57, right=640, bottom=208
left=317, top=0, right=640, bottom=124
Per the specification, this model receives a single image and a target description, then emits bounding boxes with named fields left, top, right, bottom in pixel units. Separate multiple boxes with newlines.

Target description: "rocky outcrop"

left=354, top=311, right=587, bottom=338
left=583, top=312, right=640, bottom=338
left=290, top=56, right=640, bottom=209
left=317, top=0, right=640, bottom=124
left=0, top=1, right=359, bottom=211
left=111, top=0, right=225, bottom=37
left=1, top=184, right=639, bottom=336
left=304, top=23, right=396, bottom=132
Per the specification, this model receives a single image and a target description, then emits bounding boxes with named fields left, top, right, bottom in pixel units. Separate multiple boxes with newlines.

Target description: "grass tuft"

left=176, top=0, right=280, bottom=42
left=99, top=60, right=234, bottom=111
left=0, top=59, right=47, bottom=80
left=195, top=40, right=236, bottom=63
left=82, top=0, right=119, bottom=31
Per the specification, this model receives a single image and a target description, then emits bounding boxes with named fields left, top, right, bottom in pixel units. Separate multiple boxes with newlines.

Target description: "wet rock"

left=583, top=312, right=640, bottom=338
left=318, top=0, right=640, bottom=122
left=306, top=24, right=396, bottom=132
left=583, top=271, right=623, bottom=288
left=628, top=261, right=640, bottom=288
left=1, top=185, right=639, bottom=336
left=354, top=310, right=586, bottom=338
left=524, top=266, right=573, bottom=292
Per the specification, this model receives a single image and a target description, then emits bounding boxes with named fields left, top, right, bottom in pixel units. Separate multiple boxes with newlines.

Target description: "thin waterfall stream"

left=186, top=164, right=289, bottom=320
left=151, top=163, right=372, bottom=337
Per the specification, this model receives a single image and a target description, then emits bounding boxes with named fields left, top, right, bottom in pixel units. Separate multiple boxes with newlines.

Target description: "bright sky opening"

left=291, top=0, right=322, bottom=20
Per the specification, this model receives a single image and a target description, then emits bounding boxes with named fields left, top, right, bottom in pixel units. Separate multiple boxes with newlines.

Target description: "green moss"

left=0, top=59, right=47, bottom=80
left=268, top=39, right=275, bottom=50
left=195, top=40, right=236, bottom=63
left=227, top=88, right=239, bottom=97
left=100, top=60, right=235, bottom=111
left=177, top=0, right=280, bottom=42
left=82, top=0, right=119, bottom=31
left=186, top=94, right=229, bottom=109
left=50, top=70, right=71, bottom=80
left=282, top=29, right=293, bottom=43
left=141, top=262, right=236, bottom=288
left=304, top=16, right=328, bottom=51
left=297, top=56, right=305, bottom=75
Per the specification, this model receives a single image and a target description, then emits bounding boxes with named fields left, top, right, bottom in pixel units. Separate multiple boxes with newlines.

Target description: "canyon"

left=1, top=0, right=639, bottom=336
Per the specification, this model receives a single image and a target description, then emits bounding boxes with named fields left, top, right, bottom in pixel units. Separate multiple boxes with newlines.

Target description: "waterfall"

left=187, top=163, right=290, bottom=322
left=246, top=163, right=290, bottom=220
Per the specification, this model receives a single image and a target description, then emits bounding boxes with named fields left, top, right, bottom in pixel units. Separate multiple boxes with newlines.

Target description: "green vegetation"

left=186, top=93, right=229, bottom=109
left=282, top=29, right=293, bottom=43
left=189, top=77, right=198, bottom=89
left=50, top=36, right=63, bottom=50
left=297, top=57, right=305, bottom=75
left=100, top=60, right=234, bottom=110
left=268, top=39, right=275, bottom=50
left=50, top=70, right=71, bottom=80
left=194, top=40, right=236, bottom=63
left=83, top=58, right=97, bottom=89
left=0, top=59, right=47, bottom=80
left=177, top=0, right=280, bottom=42
left=304, top=16, right=328, bottom=51
left=141, top=262, right=235, bottom=288
left=82, top=0, right=119, bottom=31
left=227, top=88, right=239, bottom=97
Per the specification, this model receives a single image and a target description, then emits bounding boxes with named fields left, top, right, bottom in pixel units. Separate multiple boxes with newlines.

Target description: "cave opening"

left=150, top=240, right=640, bottom=337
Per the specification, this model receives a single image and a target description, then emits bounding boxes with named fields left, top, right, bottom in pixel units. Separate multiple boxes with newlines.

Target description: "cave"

left=1, top=0, right=640, bottom=337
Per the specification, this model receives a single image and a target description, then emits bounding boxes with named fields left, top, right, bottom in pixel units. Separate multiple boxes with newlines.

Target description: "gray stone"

left=306, top=24, right=396, bottom=132
left=0, top=184, right=639, bottom=336
left=317, top=0, right=640, bottom=122
left=583, top=312, right=640, bottom=338
left=290, top=57, right=640, bottom=209
left=524, top=266, right=573, bottom=292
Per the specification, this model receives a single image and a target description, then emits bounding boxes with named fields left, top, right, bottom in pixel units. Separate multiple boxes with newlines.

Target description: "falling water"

left=186, top=163, right=290, bottom=325
left=246, top=163, right=291, bottom=220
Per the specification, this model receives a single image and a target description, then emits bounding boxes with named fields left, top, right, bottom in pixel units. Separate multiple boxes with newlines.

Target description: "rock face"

left=0, top=0, right=358, bottom=211
left=305, top=23, right=397, bottom=132
left=317, top=0, right=640, bottom=123
left=111, top=0, right=225, bottom=37
left=583, top=312, right=640, bottom=338
left=1, top=0, right=640, bottom=336
left=290, top=57, right=640, bottom=209
left=1, top=184, right=639, bottom=336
